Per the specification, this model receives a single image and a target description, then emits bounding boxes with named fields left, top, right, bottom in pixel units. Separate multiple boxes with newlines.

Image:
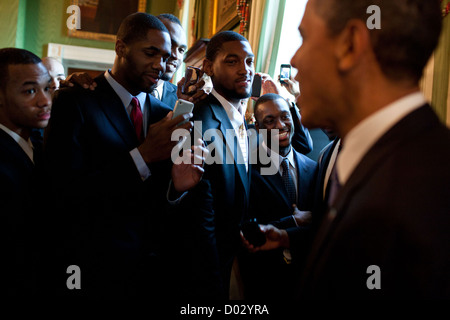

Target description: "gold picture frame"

left=213, top=0, right=240, bottom=34
left=68, top=0, right=147, bottom=42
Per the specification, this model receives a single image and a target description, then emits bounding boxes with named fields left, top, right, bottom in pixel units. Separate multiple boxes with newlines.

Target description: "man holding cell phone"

left=45, top=13, right=206, bottom=299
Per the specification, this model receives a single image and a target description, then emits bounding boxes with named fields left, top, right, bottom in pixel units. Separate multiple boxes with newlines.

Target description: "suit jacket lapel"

left=210, top=98, right=250, bottom=196
left=294, top=150, right=308, bottom=208
left=0, top=130, right=34, bottom=170
left=312, top=138, right=339, bottom=213
left=312, top=105, right=437, bottom=257
left=161, top=82, right=177, bottom=108
left=255, top=146, right=291, bottom=208
left=95, top=75, right=138, bottom=148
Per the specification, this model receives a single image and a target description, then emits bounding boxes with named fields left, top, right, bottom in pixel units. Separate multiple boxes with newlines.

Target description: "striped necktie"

left=281, top=158, right=297, bottom=205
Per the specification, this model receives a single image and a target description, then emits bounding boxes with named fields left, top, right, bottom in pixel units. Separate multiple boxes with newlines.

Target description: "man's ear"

left=115, top=39, right=127, bottom=58
left=203, top=59, right=213, bottom=77
left=254, top=120, right=260, bottom=132
left=335, top=19, right=371, bottom=72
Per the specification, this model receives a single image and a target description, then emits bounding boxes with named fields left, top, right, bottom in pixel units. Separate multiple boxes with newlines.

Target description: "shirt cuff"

left=130, top=148, right=151, bottom=181
left=167, top=180, right=188, bottom=205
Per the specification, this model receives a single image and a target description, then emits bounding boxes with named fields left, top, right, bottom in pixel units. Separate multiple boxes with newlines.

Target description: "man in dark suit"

left=151, top=14, right=187, bottom=108
left=290, top=0, right=450, bottom=298
left=45, top=13, right=203, bottom=299
left=238, top=93, right=317, bottom=299
left=175, top=31, right=255, bottom=299
left=0, top=48, right=53, bottom=296
left=243, top=0, right=450, bottom=300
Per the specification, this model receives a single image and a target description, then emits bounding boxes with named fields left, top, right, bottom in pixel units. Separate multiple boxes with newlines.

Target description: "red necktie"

left=130, top=97, right=144, bottom=143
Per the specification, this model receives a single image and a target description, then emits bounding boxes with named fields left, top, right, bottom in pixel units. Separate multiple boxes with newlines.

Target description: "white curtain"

left=248, top=0, right=266, bottom=67
left=248, top=0, right=286, bottom=75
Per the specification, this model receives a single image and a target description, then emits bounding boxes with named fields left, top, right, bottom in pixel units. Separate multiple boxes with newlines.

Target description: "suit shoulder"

left=192, top=98, right=214, bottom=121
left=52, top=85, right=101, bottom=111
left=294, top=149, right=316, bottom=166
left=150, top=95, right=172, bottom=113
left=166, top=81, right=177, bottom=91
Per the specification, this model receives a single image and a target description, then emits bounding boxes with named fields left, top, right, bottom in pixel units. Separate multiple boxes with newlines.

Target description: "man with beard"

left=173, top=31, right=255, bottom=299
left=45, top=13, right=204, bottom=298
left=151, top=14, right=187, bottom=107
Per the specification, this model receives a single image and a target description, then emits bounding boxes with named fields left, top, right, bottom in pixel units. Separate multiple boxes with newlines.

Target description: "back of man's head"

left=0, top=48, right=42, bottom=91
left=157, top=13, right=182, bottom=26
left=313, top=0, right=442, bottom=83
left=206, top=31, right=249, bottom=62
left=117, top=12, right=169, bottom=44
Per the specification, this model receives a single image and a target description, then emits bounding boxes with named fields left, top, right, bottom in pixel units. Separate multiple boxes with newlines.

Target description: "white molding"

left=45, top=43, right=115, bottom=72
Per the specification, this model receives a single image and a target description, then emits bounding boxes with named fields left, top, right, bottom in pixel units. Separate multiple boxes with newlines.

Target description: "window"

left=274, top=0, right=307, bottom=99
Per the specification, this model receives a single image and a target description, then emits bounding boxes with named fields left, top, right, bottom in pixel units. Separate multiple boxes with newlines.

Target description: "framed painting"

left=215, top=0, right=240, bottom=33
left=68, top=0, right=147, bottom=42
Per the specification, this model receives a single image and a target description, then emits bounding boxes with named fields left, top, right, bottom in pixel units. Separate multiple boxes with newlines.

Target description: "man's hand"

left=251, top=73, right=282, bottom=101
left=279, top=76, right=300, bottom=98
left=292, top=205, right=312, bottom=226
left=138, top=111, right=193, bottom=164
left=172, top=138, right=209, bottom=193
left=176, top=77, right=208, bottom=104
left=60, top=72, right=97, bottom=90
left=240, top=224, right=290, bottom=253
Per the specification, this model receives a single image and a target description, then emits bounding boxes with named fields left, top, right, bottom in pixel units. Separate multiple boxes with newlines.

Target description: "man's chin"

left=140, top=83, right=157, bottom=94
left=161, top=73, right=173, bottom=82
left=236, top=89, right=251, bottom=100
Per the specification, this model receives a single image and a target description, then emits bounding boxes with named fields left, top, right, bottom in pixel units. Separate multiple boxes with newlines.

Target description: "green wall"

left=148, top=0, right=177, bottom=16
left=0, top=0, right=20, bottom=48
left=0, top=0, right=177, bottom=57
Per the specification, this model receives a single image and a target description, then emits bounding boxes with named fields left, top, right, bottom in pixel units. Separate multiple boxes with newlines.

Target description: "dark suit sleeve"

left=44, top=88, right=144, bottom=207
left=290, top=103, right=313, bottom=155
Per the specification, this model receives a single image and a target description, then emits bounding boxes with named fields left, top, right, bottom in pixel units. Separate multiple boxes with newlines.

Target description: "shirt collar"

left=104, top=70, right=146, bottom=110
left=261, top=140, right=295, bottom=171
left=211, top=89, right=245, bottom=128
left=337, top=91, right=426, bottom=185
left=153, top=80, right=165, bottom=100
left=0, top=123, right=34, bottom=163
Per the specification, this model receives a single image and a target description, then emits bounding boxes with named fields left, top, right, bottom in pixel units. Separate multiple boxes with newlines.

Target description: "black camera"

left=241, top=218, right=266, bottom=247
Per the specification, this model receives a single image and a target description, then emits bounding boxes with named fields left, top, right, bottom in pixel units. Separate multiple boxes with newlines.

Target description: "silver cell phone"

left=172, top=99, right=194, bottom=125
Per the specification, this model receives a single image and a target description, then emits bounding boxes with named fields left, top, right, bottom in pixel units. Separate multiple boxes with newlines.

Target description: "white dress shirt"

left=211, top=89, right=248, bottom=171
left=0, top=123, right=34, bottom=163
left=152, top=79, right=165, bottom=100
left=104, top=70, right=151, bottom=180
left=337, top=91, right=426, bottom=186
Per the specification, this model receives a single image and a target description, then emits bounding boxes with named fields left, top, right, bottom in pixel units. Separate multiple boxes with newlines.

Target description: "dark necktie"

left=327, top=142, right=343, bottom=207
left=281, top=158, right=297, bottom=206
left=130, top=97, right=144, bottom=143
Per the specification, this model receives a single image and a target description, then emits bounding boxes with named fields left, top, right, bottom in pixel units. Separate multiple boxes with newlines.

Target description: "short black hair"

left=157, top=13, right=182, bottom=26
left=314, top=0, right=442, bottom=83
left=0, top=48, right=42, bottom=91
left=206, top=31, right=249, bottom=61
left=117, top=12, right=169, bottom=44
left=253, top=93, right=289, bottom=120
